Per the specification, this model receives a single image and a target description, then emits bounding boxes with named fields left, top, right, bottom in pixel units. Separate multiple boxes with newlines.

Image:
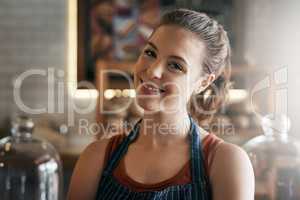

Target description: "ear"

left=194, top=74, right=215, bottom=93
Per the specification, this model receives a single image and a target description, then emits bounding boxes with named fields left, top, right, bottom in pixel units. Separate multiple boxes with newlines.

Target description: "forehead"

left=149, top=25, right=206, bottom=68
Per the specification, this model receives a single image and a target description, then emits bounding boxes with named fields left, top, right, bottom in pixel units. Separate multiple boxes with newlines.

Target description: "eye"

left=168, top=62, right=184, bottom=72
left=143, top=49, right=157, bottom=58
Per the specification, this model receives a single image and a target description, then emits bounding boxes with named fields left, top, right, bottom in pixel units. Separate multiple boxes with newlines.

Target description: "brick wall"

left=0, top=0, right=66, bottom=127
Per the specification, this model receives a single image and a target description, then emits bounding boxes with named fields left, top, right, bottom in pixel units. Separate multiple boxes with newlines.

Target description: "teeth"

left=141, top=79, right=165, bottom=93
left=145, top=84, right=159, bottom=92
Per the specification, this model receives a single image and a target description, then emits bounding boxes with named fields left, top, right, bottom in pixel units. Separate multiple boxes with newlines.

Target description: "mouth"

left=140, top=79, right=166, bottom=94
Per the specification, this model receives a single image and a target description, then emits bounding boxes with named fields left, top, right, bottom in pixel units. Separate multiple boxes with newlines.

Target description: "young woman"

left=68, top=9, right=254, bottom=200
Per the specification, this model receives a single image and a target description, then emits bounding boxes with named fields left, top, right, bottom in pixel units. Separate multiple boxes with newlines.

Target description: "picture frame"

left=77, top=0, right=165, bottom=83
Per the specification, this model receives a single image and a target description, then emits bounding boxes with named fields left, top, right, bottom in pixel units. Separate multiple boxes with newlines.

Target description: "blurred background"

left=0, top=0, right=299, bottom=199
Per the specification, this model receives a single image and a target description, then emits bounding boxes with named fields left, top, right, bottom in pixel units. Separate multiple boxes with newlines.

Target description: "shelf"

left=96, top=60, right=135, bottom=74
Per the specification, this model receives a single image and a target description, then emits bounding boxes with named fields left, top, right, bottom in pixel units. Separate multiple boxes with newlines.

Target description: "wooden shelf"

left=96, top=60, right=135, bottom=74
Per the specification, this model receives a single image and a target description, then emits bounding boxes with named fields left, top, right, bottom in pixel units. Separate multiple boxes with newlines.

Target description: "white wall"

left=233, top=0, right=300, bottom=136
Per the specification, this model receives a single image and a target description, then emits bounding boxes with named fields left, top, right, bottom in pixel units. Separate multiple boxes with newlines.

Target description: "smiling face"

left=134, top=25, right=207, bottom=114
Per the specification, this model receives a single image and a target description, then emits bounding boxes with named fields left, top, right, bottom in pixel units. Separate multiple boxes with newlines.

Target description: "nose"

left=146, top=61, right=164, bottom=80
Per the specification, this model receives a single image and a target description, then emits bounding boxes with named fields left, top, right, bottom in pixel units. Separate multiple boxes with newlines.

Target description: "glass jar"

left=243, top=114, right=300, bottom=200
left=0, top=116, right=63, bottom=200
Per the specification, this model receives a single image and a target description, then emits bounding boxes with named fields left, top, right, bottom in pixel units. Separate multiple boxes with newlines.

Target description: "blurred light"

left=74, top=89, right=99, bottom=99
left=115, top=89, right=122, bottom=98
left=66, top=0, right=77, bottom=95
left=104, top=89, right=136, bottom=99
left=104, top=89, right=115, bottom=100
left=122, top=89, right=129, bottom=97
left=5, top=143, right=11, bottom=152
left=228, top=89, right=248, bottom=104
left=128, top=89, right=136, bottom=98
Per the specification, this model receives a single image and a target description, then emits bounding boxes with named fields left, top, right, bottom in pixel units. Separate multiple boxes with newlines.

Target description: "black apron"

left=95, top=116, right=212, bottom=199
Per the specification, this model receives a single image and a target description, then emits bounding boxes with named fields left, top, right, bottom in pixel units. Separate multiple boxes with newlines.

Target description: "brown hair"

left=158, top=8, right=232, bottom=125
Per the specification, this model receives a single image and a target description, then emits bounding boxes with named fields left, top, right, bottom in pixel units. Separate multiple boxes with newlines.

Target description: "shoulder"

left=210, top=142, right=253, bottom=174
left=76, top=135, right=116, bottom=166
left=212, top=142, right=253, bottom=170
left=209, top=142, right=255, bottom=200
left=67, top=135, right=120, bottom=200
left=72, top=133, right=125, bottom=174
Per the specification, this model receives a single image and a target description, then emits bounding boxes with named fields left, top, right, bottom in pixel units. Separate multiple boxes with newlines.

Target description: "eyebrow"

left=147, top=42, right=189, bottom=66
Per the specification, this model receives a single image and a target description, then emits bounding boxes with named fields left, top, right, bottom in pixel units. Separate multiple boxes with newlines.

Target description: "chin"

left=136, top=98, right=161, bottom=113
left=136, top=98, right=183, bottom=115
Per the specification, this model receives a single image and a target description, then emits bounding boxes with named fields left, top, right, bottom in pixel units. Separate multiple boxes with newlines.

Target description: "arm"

left=210, top=142, right=255, bottom=200
left=67, top=138, right=110, bottom=200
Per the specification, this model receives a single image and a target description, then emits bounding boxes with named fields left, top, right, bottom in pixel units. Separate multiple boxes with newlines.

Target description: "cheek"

left=133, top=60, right=144, bottom=85
left=163, top=78, right=188, bottom=96
left=135, top=55, right=150, bottom=70
left=164, top=78, right=195, bottom=103
left=134, top=57, right=146, bottom=71
left=164, top=83, right=180, bottom=94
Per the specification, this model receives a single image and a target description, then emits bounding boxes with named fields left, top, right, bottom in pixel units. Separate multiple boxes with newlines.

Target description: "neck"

left=137, top=110, right=192, bottom=149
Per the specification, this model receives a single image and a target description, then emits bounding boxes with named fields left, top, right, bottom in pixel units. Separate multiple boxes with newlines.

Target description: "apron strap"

left=102, top=118, right=142, bottom=176
left=190, top=116, right=212, bottom=199
left=101, top=116, right=212, bottom=199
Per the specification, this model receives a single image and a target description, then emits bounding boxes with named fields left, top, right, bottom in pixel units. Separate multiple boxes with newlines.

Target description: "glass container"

left=0, top=116, right=63, bottom=200
left=243, top=114, right=300, bottom=200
